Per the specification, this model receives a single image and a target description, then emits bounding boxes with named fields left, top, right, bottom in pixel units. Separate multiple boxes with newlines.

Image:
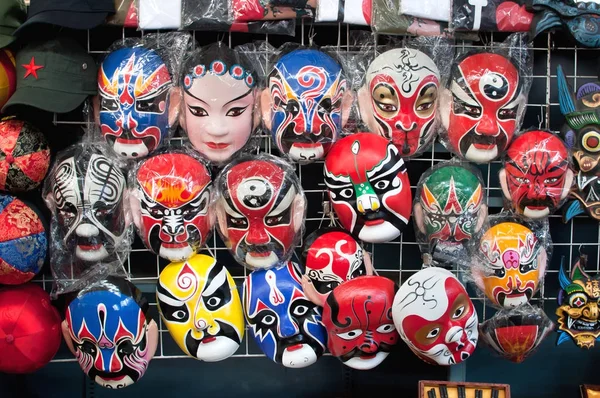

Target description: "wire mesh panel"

left=17, top=19, right=599, bottom=398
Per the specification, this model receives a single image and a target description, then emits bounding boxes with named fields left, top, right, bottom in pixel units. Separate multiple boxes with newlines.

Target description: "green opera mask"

left=556, top=255, right=600, bottom=349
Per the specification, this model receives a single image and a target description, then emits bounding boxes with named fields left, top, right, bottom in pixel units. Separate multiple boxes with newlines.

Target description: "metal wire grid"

left=33, top=22, right=598, bottom=364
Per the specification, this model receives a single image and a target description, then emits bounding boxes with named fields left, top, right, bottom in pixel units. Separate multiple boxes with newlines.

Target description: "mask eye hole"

left=376, top=324, right=395, bottom=333
left=426, top=327, right=440, bottom=339
left=582, top=131, right=600, bottom=152
left=569, top=293, right=588, bottom=308
left=339, top=188, right=354, bottom=198
left=374, top=180, right=389, bottom=190
left=452, top=305, right=465, bottom=319
left=336, top=329, right=363, bottom=340
left=261, top=315, right=276, bottom=326
left=292, top=305, right=309, bottom=316
left=172, top=310, right=187, bottom=320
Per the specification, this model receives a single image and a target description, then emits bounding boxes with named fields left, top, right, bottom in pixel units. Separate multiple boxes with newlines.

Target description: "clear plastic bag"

left=371, top=0, right=452, bottom=37
left=499, top=129, right=574, bottom=220
left=138, top=0, right=182, bottom=29
left=439, top=33, right=533, bottom=164
left=128, top=147, right=214, bottom=262
left=413, top=159, right=488, bottom=268
left=93, top=33, right=191, bottom=162
left=214, top=153, right=306, bottom=271
left=401, top=0, right=450, bottom=22
left=106, top=0, right=138, bottom=27
left=179, top=42, right=260, bottom=167
left=231, top=0, right=316, bottom=22
left=43, top=143, right=133, bottom=297
left=452, top=0, right=533, bottom=32
left=468, top=211, right=551, bottom=309
left=316, top=0, right=372, bottom=25
left=479, top=304, right=553, bottom=363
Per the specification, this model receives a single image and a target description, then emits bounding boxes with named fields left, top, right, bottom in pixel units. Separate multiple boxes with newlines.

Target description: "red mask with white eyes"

left=445, top=53, right=523, bottom=163
left=321, top=276, right=399, bottom=370
left=218, top=157, right=303, bottom=270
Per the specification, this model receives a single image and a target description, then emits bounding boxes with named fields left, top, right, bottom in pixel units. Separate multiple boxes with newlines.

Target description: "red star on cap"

left=22, top=57, right=43, bottom=79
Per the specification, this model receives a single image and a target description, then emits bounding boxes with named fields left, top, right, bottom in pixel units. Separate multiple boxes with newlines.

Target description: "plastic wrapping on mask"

left=321, top=276, right=399, bottom=370
left=128, top=147, right=214, bottom=262
left=556, top=253, right=600, bottom=349
left=42, top=143, right=133, bottom=298
left=214, top=153, right=306, bottom=271
left=356, top=37, right=453, bottom=158
left=138, top=0, right=182, bottom=29
left=181, top=0, right=296, bottom=34
left=299, top=227, right=375, bottom=306
left=393, top=267, right=479, bottom=366
left=401, top=0, right=450, bottom=22
left=261, top=45, right=354, bottom=164
left=529, top=0, right=600, bottom=48
left=413, top=159, right=488, bottom=269
left=61, top=276, right=158, bottom=389
left=315, top=0, right=371, bottom=25
left=451, top=0, right=533, bottom=32
left=500, top=129, right=574, bottom=220
left=479, top=304, right=553, bottom=363
left=179, top=42, right=260, bottom=167
left=467, top=211, right=551, bottom=310
left=106, top=0, right=138, bottom=27
left=324, top=132, right=412, bottom=243
left=556, top=66, right=600, bottom=223
left=93, top=33, right=191, bottom=162
left=438, top=33, right=533, bottom=164
left=231, top=0, right=316, bottom=22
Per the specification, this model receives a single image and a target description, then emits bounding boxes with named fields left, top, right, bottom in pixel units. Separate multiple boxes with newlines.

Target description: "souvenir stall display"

left=499, top=130, right=573, bottom=219
left=300, top=227, right=374, bottom=305
left=324, top=132, right=412, bottom=243
left=557, top=66, right=600, bottom=222
left=157, top=254, right=244, bottom=362
left=451, top=0, right=533, bottom=32
left=556, top=255, right=600, bottom=349
left=62, top=277, right=158, bottom=389
left=470, top=217, right=550, bottom=309
left=129, top=150, right=214, bottom=262
left=180, top=43, right=259, bottom=166
left=214, top=153, right=306, bottom=270
left=243, top=261, right=327, bottom=368
left=393, top=267, right=479, bottom=366
left=261, top=48, right=353, bottom=164
left=319, top=276, right=399, bottom=370
left=413, top=161, right=488, bottom=267
left=0, top=194, right=46, bottom=285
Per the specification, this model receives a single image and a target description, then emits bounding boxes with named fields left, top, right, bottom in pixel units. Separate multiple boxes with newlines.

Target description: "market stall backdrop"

left=1, top=21, right=599, bottom=398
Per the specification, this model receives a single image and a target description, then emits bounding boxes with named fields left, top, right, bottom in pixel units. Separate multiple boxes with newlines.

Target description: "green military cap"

left=0, top=0, right=26, bottom=49
left=2, top=36, right=97, bottom=114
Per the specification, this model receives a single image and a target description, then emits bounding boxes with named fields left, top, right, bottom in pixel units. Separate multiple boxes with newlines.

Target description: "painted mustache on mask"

left=459, top=125, right=508, bottom=156
left=338, top=341, right=395, bottom=363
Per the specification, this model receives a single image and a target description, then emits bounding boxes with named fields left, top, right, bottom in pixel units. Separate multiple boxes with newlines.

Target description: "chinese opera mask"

left=97, top=46, right=178, bottom=160
left=261, top=49, right=353, bottom=164
left=500, top=130, right=573, bottom=219
left=440, top=52, right=525, bottom=163
left=556, top=255, right=600, bottom=349
left=557, top=65, right=600, bottom=221
left=61, top=277, right=158, bottom=389
left=414, top=164, right=487, bottom=250
left=215, top=154, right=306, bottom=270
left=321, top=276, right=399, bottom=370
left=300, top=227, right=375, bottom=305
left=324, top=132, right=412, bottom=243
left=131, top=152, right=213, bottom=262
left=479, top=306, right=554, bottom=363
left=474, top=222, right=547, bottom=309
left=358, top=48, right=440, bottom=157
left=243, top=261, right=327, bottom=368
left=181, top=43, right=257, bottom=165
left=393, top=267, right=478, bottom=366
left=157, top=254, right=244, bottom=361
left=45, top=145, right=128, bottom=264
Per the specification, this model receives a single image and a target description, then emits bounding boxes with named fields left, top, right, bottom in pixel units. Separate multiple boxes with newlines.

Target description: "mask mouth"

left=498, top=288, right=533, bottom=308
left=566, top=316, right=600, bottom=333
left=106, top=132, right=155, bottom=158
left=159, top=242, right=194, bottom=262
left=75, top=236, right=110, bottom=262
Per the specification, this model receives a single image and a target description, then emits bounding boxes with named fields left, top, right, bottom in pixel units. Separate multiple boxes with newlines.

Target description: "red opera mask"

left=500, top=130, right=573, bottom=219
left=359, top=48, right=440, bottom=157
left=393, top=267, right=478, bottom=365
left=321, top=276, right=399, bottom=370
left=300, top=228, right=374, bottom=305
left=324, top=132, right=412, bottom=243
left=442, top=52, right=524, bottom=163
left=132, top=152, right=213, bottom=262
left=216, top=155, right=305, bottom=270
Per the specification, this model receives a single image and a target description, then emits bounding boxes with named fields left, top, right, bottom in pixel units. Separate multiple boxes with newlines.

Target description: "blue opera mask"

left=261, top=49, right=351, bottom=164
left=98, top=47, right=173, bottom=160
left=243, top=261, right=327, bottom=368
left=62, top=277, right=159, bottom=389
